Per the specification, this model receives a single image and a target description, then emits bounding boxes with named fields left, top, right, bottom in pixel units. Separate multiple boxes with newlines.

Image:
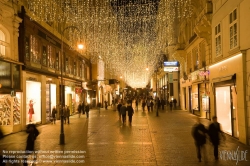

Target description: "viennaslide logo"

left=219, top=146, right=248, bottom=165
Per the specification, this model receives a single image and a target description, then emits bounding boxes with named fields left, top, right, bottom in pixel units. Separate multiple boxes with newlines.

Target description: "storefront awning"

left=212, top=73, right=236, bottom=83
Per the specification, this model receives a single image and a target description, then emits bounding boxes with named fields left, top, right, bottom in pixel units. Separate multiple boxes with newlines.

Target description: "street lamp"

left=155, top=70, right=159, bottom=117
left=60, top=26, right=83, bottom=145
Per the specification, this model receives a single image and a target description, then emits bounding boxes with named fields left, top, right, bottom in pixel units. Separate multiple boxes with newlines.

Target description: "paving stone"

left=0, top=107, right=250, bottom=166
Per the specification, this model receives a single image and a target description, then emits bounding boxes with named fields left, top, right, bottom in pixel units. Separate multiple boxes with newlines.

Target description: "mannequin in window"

left=28, top=100, right=35, bottom=122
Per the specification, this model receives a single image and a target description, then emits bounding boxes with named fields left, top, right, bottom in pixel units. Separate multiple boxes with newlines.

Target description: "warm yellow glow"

left=78, top=44, right=84, bottom=50
left=210, top=53, right=242, bottom=68
left=146, top=67, right=149, bottom=71
left=120, top=76, right=122, bottom=78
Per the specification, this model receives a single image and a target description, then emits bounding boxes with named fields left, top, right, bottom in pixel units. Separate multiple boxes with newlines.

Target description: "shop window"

left=42, top=46, right=47, bottom=66
left=73, top=61, right=76, bottom=75
left=56, top=52, right=59, bottom=70
left=65, top=57, right=69, bottom=73
left=80, top=64, right=82, bottom=77
left=0, top=30, right=6, bottom=56
left=215, top=23, right=222, bottom=56
left=30, top=35, right=41, bottom=64
left=25, top=36, right=30, bottom=61
left=0, top=94, right=21, bottom=126
left=13, top=64, right=21, bottom=89
left=48, top=45, right=55, bottom=69
left=26, top=81, right=42, bottom=124
left=0, top=61, right=11, bottom=88
left=229, top=9, right=238, bottom=49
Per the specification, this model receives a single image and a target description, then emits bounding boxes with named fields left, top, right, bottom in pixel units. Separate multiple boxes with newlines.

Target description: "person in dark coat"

left=192, top=117, right=207, bottom=162
left=23, top=124, right=39, bottom=166
left=173, top=98, right=177, bottom=108
left=161, top=99, right=165, bottom=110
left=51, top=106, right=57, bottom=124
left=117, top=101, right=122, bottom=120
left=135, top=99, right=138, bottom=111
left=127, top=103, right=134, bottom=125
left=104, top=101, right=108, bottom=110
left=81, top=102, right=85, bottom=114
left=64, top=105, right=70, bottom=124
left=150, top=100, right=154, bottom=112
left=208, top=116, right=225, bottom=160
left=85, top=104, right=90, bottom=118
left=120, top=102, right=127, bottom=124
left=77, top=103, right=82, bottom=118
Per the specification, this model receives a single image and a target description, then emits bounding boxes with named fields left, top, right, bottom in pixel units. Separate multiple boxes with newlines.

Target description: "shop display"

left=13, top=96, right=21, bottom=125
left=0, top=95, right=21, bottom=125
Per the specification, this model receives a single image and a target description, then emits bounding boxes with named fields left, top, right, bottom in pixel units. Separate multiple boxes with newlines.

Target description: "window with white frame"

left=229, top=9, right=237, bottom=49
left=0, top=30, right=6, bottom=56
left=215, top=23, right=221, bottom=56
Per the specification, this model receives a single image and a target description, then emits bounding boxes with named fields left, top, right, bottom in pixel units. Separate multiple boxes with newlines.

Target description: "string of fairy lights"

left=23, top=0, right=192, bottom=88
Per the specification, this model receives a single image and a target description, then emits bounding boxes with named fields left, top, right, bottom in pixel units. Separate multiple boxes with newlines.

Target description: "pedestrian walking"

left=77, top=103, right=82, bottom=118
left=23, top=124, right=39, bottom=166
left=146, top=99, right=151, bottom=112
left=51, top=106, right=57, bottom=124
left=191, top=117, right=207, bottom=162
left=120, top=102, right=127, bottom=124
left=104, top=101, right=108, bottom=110
left=117, top=101, right=122, bottom=120
left=161, top=99, right=165, bottom=110
left=173, top=98, right=177, bottom=108
left=85, top=104, right=90, bottom=118
left=127, top=103, right=134, bottom=125
left=150, top=100, right=154, bottom=112
left=135, top=99, right=138, bottom=111
left=169, top=101, right=173, bottom=111
left=142, top=99, right=146, bottom=111
left=208, top=116, right=225, bottom=160
left=81, top=101, right=85, bottom=114
left=157, top=98, right=161, bottom=110
left=64, top=105, right=70, bottom=124
left=0, top=127, right=5, bottom=166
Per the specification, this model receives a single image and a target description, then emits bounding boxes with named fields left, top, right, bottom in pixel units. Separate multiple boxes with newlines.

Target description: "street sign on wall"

left=164, top=67, right=179, bottom=72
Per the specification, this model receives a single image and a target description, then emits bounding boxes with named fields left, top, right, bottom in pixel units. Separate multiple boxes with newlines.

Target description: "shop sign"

left=163, top=61, right=178, bottom=66
left=75, top=88, right=82, bottom=93
left=27, top=77, right=37, bottom=81
left=164, top=67, right=179, bottom=72
left=199, top=70, right=210, bottom=76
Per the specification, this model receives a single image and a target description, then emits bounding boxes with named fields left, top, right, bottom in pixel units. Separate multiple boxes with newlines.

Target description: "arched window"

left=0, top=30, right=6, bottom=56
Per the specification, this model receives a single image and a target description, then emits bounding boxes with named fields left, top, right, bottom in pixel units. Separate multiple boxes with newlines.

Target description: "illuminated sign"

left=163, top=61, right=178, bottom=66
left=164, top=67, right=179, bottom=72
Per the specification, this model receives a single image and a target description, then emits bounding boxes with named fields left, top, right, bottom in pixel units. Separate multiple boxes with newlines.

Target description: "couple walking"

left=192, top=116, right=225, bottom=162
left=119, top=102, right=134, bottom=125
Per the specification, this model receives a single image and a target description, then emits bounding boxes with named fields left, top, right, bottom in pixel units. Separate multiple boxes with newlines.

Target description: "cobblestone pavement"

left=1, top=106, right=250, bottom=166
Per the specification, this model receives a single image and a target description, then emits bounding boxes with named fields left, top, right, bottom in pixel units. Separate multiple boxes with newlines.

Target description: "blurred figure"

left=64, top=105, right=70, bottom=124
left=135, top=99, right=138, bottom=111
left=208, top=116, right=225, bottom=160
left=77, top=102, right=82, bottom=118
left=104, top=101, right=108, bottom=110
left=85, top=104, right=90, bottom=118
left=120, top=102, right=127, bottom=124
left=173, top=98, right=177, bottom=108
left=127, top=103, right=134, bottom=125
left=191, top=117, right=207, bottom=162
left=117, top=101, right=122, bottom=120
left=161, top=99, right=165, bottom=110
left=142, top=99, right=146, bottom=111
left=0, top=127, right=5, bottom=166
left=51, top=106, right=57, bottom=124
left=150, top=100, right=154, bottom=112
left=81, top=101, right=85, bottom=114
left=23, top=124, right=39, bottom=166
left=169, top=100, right=173, bottom=111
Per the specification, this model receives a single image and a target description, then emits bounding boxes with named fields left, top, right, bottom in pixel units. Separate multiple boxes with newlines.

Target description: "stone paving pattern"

left=1, top=106, right=250, bottom=166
